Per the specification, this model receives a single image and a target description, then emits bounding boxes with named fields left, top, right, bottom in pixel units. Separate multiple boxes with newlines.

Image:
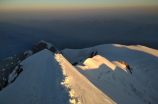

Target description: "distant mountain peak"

left=33, top=40, right=58, bottom=54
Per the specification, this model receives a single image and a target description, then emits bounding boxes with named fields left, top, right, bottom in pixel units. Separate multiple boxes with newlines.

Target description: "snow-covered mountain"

left=61, top=44, right=158, bottom=104
left=0, top=40, right=58, bottom=91
left=0, top=42, right=158, bottom=104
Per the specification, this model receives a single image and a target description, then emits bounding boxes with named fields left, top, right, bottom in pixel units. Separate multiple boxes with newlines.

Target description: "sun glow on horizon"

left=0, top=0, right=158, bottom=21
left=0, top=0, right=158, bottom=12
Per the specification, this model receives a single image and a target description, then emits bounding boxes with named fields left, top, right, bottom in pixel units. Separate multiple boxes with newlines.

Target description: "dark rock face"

left=118, top=61, right=132, bottom=74
left=31, top=41, right=57, bottom=54
left=0, top=51, right=28, bottom=90
left=89, top=51, right=98, bottom=58
left=72, top=62, right=78, bottom=66
left=49, top=47, right=57, bottom=54
left=32, top=42, right=48, bottom=54
left=10, top=65, right=23, bottom=83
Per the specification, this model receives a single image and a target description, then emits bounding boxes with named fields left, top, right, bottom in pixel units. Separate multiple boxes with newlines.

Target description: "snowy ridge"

left=0, top=43, right=158, bottom=104
left=55, top=54, right=79, bottom=104
left=62, top=44, right=158, bottom=104
left=55, top=54, right=116, bottom=104
left=0, top=49, right=116, bottom=104
left=0, top=50, right=70, bottom=104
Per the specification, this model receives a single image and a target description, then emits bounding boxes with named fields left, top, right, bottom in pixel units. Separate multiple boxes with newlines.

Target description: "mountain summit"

left=0, top=42, right=158, bottom=104
left=0, top=40, right=58, bottom=91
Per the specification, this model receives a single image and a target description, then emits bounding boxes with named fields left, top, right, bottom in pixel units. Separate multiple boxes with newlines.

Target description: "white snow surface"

left=0, top=49, right=116, bottom=104
left=55, top=54, right=116, bottom=104
left=0, top=44, right=158, bottom=104
left=0, top=49, right=70, bottom=104
left=62, top=44, right=158, bottom=104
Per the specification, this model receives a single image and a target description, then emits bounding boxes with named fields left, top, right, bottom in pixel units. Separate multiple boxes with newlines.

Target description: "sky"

left=0, top=0, right=158, bottom=11
left=0, top=0, right=158, bottom=59
left=0, top=0, right=158, bottom=20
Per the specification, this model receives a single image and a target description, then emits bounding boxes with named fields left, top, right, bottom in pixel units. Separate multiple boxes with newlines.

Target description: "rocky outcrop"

left=0, top=51, right=29, bottom=90
left=118, top=61, right=132, bottom=74
left=89, top=51, right=98, bottom=58
left=72, top=62, right=78, bottom=66
left=32, top=40, right=58, bottom=54
left=8, top=64, right=23, bottom=84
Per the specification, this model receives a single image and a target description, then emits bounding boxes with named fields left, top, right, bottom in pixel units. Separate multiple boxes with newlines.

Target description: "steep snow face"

left=62, top=44, right=158, bottom=104
left=0, top=49, right=70, bottom=104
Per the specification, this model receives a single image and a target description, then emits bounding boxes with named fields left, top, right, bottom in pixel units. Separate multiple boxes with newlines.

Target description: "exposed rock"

left=2, top=79, right=8, bottom=88
left=0, top=51, right=28, bottom=90
left=118, top=61, right=132, bottom=74
left=89, top=52, right=94, bottom=58
left=89, top=51, right=98, bottom=58
left=8, top=64, right=23, bottom=83
left=72, top=62, right=78, bottom=66
left=32, top=40, right=58, bottom=54
left=32, top=42, right=48, bottom=54
left=49, top=47, right=58, bottom=54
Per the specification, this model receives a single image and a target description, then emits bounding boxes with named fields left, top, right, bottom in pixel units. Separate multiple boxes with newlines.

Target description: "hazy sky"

left=0, top=0, right=158, bottom=20
left=1, top=0, right=158, bottom=10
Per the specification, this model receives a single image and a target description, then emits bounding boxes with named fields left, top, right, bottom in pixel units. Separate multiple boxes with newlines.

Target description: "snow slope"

left=0, top=49, right=116, bottom=104
left=62, top=44, right=158, bottom=104
left=0, top=40, right=57, bottom=91
left=55, top=53, right=116, bottom=104
left=0, top=44, right=157, bottom=104
left=0, top=49, right=70, bottom=104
